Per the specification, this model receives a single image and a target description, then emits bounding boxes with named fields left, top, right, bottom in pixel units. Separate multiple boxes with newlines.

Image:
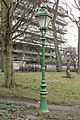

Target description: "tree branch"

left=2, top=0, right=9, bottom=8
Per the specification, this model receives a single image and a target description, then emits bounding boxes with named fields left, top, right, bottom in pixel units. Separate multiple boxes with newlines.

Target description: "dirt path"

left=0, top=97, right=80, bottom=113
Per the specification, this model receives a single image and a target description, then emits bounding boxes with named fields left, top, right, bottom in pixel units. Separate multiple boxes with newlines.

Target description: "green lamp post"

left=35, top=2, right=52, bottom=112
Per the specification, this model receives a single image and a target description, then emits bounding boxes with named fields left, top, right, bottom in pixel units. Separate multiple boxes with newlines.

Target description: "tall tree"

left=0, top=0, right=35, bottom=88
left=63, top=0, right=80, bottom=73
left=78, top=17, right=80, bottom=73
left=52, top=0, right=62, bottom=72
left=1, top=0, right=15, bottom=88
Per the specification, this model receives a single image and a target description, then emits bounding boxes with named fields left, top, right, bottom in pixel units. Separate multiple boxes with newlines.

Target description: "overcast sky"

left=61, top=0, right=79, bottom=48
left=65, top=0, right=79, bottom=48
left=50, top=0, right=79, bottom=48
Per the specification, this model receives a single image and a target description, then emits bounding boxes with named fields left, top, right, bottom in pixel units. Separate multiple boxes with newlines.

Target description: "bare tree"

left=62, top=0, right=80, bottom=73
left=1, top=0, right=15, bottom=88
left=51, top=0, right=62, bottom=72
left=0, top=0, right=35, bottom=88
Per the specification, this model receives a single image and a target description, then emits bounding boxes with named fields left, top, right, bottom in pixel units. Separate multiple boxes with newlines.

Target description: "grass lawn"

left=0, top=72, right=80, bottom=105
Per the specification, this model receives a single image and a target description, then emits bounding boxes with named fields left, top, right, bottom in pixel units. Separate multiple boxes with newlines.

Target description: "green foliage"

left=0, top=100, right=80, bottom=120
left=0, top=100, right=36, bottom=120
left=15, top=116, right=24, bottom=120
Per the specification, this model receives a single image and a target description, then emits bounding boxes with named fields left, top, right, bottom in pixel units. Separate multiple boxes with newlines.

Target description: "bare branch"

left=74, top=0, right=79, bottom=7
left=12, top=1, right=35, bottom=33
left=2, top=0, right=9, bottom=8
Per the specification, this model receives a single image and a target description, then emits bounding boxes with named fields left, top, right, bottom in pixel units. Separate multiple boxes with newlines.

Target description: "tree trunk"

left=1, top=45, right=4, bottom=72
left=53, top=26, right=62, bottom=72
left=52, top=0, right=62, bottom=72
left=66, top=56, right=71, bottom=78
left=4, top=34, right=15, bottom=88
left=78, top=23, right=80, bottom=74
left=1, top=0, right=15, bottom=88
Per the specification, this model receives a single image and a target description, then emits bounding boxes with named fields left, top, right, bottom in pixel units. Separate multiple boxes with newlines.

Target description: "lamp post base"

left=40, top=95, right=49, bottom=113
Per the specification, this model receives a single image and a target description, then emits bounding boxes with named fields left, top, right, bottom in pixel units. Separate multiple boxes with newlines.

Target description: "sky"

left=61, top=0, right=79, bottom=48
left=66, top=0, right=78, bottom=48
